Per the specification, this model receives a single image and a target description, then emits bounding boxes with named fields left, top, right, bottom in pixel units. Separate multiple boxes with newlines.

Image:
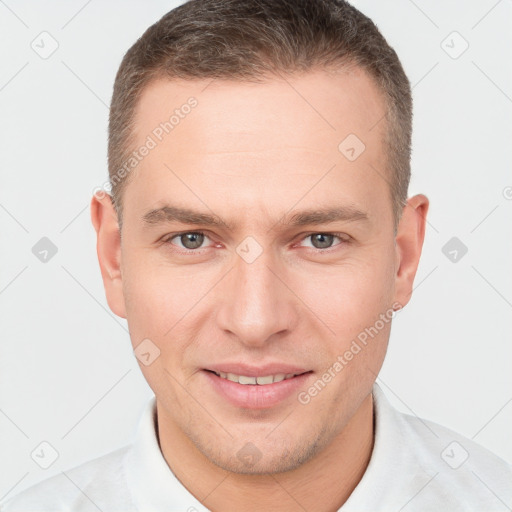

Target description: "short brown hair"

left=108, top=0, right=412, bottom=226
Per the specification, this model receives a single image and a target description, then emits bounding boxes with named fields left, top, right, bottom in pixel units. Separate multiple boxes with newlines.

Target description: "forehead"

left=133, top=66, right=386, bottom=150
left=123, top=68, right=391, bottom=228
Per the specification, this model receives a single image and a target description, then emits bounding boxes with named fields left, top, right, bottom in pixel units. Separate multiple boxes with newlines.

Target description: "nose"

left=215, top=245, right=299, bottom=348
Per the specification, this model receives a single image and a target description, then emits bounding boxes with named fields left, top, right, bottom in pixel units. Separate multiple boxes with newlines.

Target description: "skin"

left=91, top=67, right=428, bottom=512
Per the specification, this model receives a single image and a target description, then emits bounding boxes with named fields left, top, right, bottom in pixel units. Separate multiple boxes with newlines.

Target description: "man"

left=2, top=0, right=511, bottom=510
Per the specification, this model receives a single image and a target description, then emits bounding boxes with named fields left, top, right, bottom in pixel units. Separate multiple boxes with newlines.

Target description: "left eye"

left=300, top=233, right=343, bottom=249
left=168, top=232, right=210, bottom=250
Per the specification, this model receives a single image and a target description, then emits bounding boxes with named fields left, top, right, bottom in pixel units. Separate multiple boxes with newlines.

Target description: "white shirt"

left=2, top=383, right=511, bottom=511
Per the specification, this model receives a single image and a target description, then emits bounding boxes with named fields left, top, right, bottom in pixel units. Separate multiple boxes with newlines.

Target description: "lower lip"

left=203, top=370, right=312, bottom=409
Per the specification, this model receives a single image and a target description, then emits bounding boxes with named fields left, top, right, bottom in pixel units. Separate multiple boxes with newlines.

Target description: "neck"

left=157, top=392, right=374, bottom=512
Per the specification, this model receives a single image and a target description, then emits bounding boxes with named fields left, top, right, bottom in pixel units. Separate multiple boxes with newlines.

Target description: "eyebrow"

left=288, top=207, right=368, bottom=226
left=141, top=205, right=368, bottom=229
left=142, top=206, right=230, bottom=228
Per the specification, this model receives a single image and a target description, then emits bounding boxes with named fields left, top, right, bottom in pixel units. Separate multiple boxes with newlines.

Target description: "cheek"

left=123, top=272, right=165, bottom=341
left=292, top=250, right=396, bottom=343
left=121, top=256, right=184, bottom=344
left=302, top=257, right=395, bottom=411
left=121, top=263, right=199, bottom=397
left=121, top=253, right=217, bottom=363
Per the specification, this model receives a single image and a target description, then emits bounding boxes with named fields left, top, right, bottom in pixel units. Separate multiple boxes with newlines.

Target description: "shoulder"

left=0, top=445, right=136, bottom=512
left=394, top=403, right=512, bottom=509
left=347, top=384, right=512, bottom=511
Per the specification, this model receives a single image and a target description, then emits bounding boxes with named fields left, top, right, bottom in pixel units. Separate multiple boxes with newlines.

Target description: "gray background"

left=1, top=0, right=511, bottom=501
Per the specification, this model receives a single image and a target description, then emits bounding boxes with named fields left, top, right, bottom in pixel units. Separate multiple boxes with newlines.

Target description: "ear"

left=393, top=194, right=429, bottom=308
left=90, top=193, right=126, bottom=318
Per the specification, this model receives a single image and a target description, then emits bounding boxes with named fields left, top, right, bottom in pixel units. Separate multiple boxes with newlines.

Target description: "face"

left=92, top=67, right=427, bottom=474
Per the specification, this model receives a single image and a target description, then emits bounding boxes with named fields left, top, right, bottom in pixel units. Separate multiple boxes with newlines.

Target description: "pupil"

left=312, top=233, right=333, bottom=249
left=182, top=233, right=204, bottom=249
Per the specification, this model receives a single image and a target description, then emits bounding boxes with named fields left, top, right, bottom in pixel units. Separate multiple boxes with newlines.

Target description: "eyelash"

left=161, top=231, right=350, bottom=254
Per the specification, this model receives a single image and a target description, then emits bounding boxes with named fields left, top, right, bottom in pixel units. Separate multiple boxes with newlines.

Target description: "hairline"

left=112, top=64, right=401, bottom=231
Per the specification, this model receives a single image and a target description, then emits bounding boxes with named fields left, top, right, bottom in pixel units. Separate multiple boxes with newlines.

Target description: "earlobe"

left=90, top=193, right=127, bottom=319
left=393, top=194, right=429, bottom=308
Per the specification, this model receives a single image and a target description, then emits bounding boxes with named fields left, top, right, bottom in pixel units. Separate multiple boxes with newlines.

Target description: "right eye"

left=164, top=231, right=211, bottom=250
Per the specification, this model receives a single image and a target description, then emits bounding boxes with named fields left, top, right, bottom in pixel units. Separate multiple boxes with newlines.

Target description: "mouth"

left=202, top=367, right=313, bottom=409
left=206, top=370, right=306, bottom=385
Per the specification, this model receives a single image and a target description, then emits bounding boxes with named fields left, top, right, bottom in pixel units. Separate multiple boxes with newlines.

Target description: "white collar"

left=125, top=383, right=432, bottom=511
left=125, top=395, right=209, bottom=511
left=342, top=382, right=432, bottom=510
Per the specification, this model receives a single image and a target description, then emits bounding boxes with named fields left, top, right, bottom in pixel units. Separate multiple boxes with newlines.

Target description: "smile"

left=203, top=368, right=313, bottom=409
left=211, top=371, right=301, bottom=385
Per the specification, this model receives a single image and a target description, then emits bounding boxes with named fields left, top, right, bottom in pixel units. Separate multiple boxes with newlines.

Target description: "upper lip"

left=205, top=363, right=310, bottom=377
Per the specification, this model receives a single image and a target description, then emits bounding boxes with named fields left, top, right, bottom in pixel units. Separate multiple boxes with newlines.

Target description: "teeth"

left=214, top=371, right=299, bottom=385
left=239, top=375, right=257, bottom=385
left=256, top=375, right=273, bottom=385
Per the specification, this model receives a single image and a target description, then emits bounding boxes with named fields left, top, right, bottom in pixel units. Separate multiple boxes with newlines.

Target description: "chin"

left=190, top=427, right=329, bottom=475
